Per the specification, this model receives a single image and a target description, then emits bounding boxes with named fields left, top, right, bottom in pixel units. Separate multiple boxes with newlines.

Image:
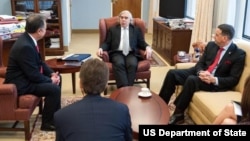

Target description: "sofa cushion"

left=233, top=40, right=250, bottom=93
left=192, top=91, right=241, bottom=123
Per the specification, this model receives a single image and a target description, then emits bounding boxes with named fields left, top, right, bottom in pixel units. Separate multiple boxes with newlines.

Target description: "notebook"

left=62, top=53, right=91, bottom=62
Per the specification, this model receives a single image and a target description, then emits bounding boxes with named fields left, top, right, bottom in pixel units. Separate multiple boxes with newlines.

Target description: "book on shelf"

left=61, top=53, right=92, bottom=66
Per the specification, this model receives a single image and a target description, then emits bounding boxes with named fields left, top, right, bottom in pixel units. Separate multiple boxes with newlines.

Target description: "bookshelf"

left=10, top=0, right=65, bottom=56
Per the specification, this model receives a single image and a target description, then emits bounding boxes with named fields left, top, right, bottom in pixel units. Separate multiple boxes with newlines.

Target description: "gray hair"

left=119, top=10, right=134, bottom=24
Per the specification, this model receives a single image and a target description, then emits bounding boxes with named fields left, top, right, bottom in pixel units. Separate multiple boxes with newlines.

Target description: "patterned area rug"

left=30, top=95, right=194, bottom=140
left=150, top=51, right=167, bottom=67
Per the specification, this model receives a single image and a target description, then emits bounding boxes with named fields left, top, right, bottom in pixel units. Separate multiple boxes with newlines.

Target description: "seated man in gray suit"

left=54, top=58, right=133, bottom=141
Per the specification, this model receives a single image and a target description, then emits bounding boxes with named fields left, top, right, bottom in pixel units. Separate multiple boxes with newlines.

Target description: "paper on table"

left=232, top=101, right=242, bottom=116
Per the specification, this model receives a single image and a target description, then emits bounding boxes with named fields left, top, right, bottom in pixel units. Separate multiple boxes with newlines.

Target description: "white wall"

left=0, top=0, right=151, bottom=45
left=70, top=0, right=150, bottom=29
left=61, top=0, right=71, bottom=46
left=0, top=0, right=11, bottom=15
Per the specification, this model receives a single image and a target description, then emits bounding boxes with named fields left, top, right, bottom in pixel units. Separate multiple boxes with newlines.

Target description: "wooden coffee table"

left=45, top=58, right=81, bottom=94
left=110, top=86, right=170, bottom=139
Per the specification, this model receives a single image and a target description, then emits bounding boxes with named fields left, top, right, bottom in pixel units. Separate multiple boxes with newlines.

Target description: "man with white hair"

left=97, top=10, right=152, bottom=88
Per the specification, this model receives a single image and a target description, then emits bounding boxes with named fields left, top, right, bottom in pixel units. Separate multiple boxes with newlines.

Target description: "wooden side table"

left=45, top=58, right=81, bottom=94
left=110, top=86, right=170, bottom=139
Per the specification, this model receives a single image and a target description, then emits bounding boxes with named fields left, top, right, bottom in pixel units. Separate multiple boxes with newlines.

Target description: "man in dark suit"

left=159, top=24, right=246, bottom=124
left=54, top=58, right=133, bottom=141
left=97, top=10, right=152, bottom=88
left=4, top=14, right=61, bottom=131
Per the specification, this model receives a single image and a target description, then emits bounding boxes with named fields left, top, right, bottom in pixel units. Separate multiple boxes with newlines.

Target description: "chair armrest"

left=175, top=62, right=196, bottom=69
left=139, top=49, right=147, bottom=60
left=101, top=51, right=110, bottom=62
left=0, top=84, right=18, bottom=118
left=0, top=67, right=7, bottom=78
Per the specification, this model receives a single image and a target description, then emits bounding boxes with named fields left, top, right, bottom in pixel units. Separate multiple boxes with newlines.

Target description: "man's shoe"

left=40, top=124, right=56, bottom=131
left=168, top=113, right=184, bottom=125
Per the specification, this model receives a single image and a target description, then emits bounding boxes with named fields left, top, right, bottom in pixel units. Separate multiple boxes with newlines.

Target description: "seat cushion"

left=0, top=78, right=4, bottom=84
left=107, top=60, right=150, bottom=73
left=19, top=94, right=41, bottom=109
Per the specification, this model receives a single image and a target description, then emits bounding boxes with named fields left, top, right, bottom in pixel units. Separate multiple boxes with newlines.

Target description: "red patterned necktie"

left=207, top=48, right=224, bottom=73
left=36, top=45, right=43, bottom=73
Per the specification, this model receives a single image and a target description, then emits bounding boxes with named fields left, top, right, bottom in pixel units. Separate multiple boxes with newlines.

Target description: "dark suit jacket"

left=54, top=95, right=133, bottom=141
left=101, top=24, right=148, bottom=58
left=4, top=32, right=54, bottom=94
left=195, top=41, right=246, bottom=90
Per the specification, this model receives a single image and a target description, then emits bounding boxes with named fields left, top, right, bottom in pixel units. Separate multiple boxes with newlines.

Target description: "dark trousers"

left=159, top=67, right=216, bottom=113
left=111, top=52, right=138, bottom=88
left=34, top=82, right=61, bottom=125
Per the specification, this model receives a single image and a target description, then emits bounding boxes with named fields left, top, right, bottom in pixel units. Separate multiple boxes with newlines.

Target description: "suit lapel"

left=218, top=43, right=235, bottom=66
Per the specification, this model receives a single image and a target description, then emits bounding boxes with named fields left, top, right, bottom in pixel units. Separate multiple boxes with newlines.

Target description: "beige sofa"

left=175, top=40, right=250, bottom=124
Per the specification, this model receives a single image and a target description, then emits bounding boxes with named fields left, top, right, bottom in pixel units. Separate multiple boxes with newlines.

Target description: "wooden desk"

left=45, top=58, right=81, bottom=94
left=110, top=86, right=170, bottom=139
left=2, top=38, right=45, bottom=66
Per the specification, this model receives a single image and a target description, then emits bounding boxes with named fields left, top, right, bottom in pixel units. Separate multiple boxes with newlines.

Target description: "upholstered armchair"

left=99, top=16, right=151, bottom=94
left=0, top=38, right=43, bottom=141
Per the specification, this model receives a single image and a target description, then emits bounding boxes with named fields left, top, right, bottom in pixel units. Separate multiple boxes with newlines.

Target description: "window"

left=186, top=0, right=196, bottom=19
left=243, top=0, right=250, bottom=40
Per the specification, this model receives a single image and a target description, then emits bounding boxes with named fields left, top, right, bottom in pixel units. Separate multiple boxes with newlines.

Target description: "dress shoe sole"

left=168, top=114, right=185, bottom=125
left=175, top=119, right=185, bottom=124
left=40, top=124, right=56, bottom=131
left=40, top=127, right=55, bottom=131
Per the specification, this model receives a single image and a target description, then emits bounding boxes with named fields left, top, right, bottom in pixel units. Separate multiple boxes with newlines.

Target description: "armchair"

left=0, top=38, right=43, bottom=141
left=99, top=17, right=151, bottom=94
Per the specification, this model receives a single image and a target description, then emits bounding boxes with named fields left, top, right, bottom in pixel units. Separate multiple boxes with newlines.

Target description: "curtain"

left=189, top=0, right=214, bottom=53
left=147, top=0, right=159, bottom=34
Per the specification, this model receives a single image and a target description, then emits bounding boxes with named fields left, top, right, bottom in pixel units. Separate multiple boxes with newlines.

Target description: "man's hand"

left=145, top=46, right=152, bottom=60
left=51, top=71, right=60, bottom=85
left=96, top=48, right=103, bottom=57
left=198, top=70, right=216, bottom=84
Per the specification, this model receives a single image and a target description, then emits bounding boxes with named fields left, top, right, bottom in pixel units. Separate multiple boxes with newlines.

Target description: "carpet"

left=150, top=51, right=167, bottom=67
left=30, top=95, right=194, bottom=140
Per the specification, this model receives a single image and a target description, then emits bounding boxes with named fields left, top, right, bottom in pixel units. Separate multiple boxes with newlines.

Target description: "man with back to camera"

left=159, top=24, right=246, bottom=124
left=54, top=58, right=133, bottom=141
left=4, top=14, right=61, bottom=131
left=96, top=10, right=152, bottom=88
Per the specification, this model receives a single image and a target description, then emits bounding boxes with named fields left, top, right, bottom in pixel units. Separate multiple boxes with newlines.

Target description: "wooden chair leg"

left=12, top=121, right=19, bottom=128
left=38, top=99, right=43, bottom=115
left=24, top=120, right=30, bottom=141
left=104, top=87, right=108, bottom=95
left=146, top=78, right=150, bottom=88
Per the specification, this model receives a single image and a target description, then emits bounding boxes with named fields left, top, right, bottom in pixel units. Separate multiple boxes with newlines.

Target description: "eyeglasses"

left=119, top=16, right=129, bottom=20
